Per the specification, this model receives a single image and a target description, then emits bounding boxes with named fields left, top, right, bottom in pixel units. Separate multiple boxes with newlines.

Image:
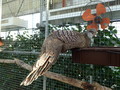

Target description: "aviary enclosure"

left=0, top=0, right=120, bottom=90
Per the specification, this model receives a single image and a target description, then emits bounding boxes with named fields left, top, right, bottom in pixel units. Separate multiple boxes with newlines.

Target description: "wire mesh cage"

left=0, top=0, right=120, bottom=90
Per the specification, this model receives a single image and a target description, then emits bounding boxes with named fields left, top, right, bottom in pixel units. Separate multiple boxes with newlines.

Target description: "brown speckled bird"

left=20, top=29, right=96, bottom=86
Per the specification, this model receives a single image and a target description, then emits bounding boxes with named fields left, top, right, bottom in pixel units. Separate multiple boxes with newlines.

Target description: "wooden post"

left=62, top=0, right=66, bottom=7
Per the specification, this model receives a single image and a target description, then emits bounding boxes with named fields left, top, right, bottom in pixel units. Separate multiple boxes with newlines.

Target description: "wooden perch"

left=0, top=59, right=112, bottom=90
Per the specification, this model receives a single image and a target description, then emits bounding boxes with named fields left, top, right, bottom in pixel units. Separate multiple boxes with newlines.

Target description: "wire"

left=2, top=0, right=17, bottom=5
left=15, top=0, right=25, bottom=16
left=7, top=2, right=15, bottom=17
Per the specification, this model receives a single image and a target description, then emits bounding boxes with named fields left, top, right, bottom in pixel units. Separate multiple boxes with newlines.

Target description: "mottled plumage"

left=20, top=29, right=96, bottom=86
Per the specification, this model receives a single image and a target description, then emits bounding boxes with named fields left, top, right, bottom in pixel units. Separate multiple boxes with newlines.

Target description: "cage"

left=0, top=0, right=120, bottom=90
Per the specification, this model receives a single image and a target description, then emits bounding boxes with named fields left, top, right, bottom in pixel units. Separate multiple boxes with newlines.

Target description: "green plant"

left=0, top=25, right=120, bottom=89
left=94, top=26, right=120, bottom=46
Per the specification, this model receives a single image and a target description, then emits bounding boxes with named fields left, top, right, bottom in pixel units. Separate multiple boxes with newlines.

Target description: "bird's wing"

left=20, top=37, right=63, bottom=86
left=53, top=30, right=81, bottom=43
left=52, top=30, right=89, bottom=52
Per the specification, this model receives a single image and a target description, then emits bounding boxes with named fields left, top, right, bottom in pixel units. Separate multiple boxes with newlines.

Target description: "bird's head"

left=86, top=29, right=97, bottom=39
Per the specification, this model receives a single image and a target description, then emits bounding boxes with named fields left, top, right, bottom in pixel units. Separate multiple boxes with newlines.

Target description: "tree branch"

left=0, top=59, right=112, bottom=90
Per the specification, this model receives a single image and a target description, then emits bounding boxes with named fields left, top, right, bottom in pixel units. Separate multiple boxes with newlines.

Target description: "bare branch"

left=0, top=59, right=112, bottom=90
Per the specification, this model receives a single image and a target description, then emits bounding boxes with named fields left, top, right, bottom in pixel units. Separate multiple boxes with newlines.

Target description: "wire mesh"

left=0, top=0, right=120, bottom=90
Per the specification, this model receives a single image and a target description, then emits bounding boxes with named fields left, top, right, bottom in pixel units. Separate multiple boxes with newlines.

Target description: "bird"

left=20, top=29, right=97, bottom=86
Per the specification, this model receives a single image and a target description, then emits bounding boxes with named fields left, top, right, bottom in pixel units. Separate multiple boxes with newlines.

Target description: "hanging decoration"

left=82, top=3, right=110, bottom=31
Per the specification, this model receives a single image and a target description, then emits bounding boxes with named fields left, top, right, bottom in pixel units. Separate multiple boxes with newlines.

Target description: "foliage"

left=0, top=24, right=120, bottom=89
left=94, top=26, right=120, bottom=46
left=5, top=31, right=45, bottom=51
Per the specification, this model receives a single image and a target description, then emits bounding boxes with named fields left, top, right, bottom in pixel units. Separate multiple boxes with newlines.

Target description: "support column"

left=43, top=76, right=47, bottom=90
left=45, top=0, right=49, bottom=38
left=0, top=0, right=2, bottom=36
left=43, top=0, right=49, bottom=90
left=40, top=0, right=44, bottom=26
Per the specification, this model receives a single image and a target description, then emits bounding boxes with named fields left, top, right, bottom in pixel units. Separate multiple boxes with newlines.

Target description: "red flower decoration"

left=82, top=3, right=110, bottom=31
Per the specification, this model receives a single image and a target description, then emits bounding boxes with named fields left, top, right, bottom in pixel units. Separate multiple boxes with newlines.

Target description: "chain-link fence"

left=0, top=0, right=120, bottom=90
left=0, top=27, right=120, bottom=90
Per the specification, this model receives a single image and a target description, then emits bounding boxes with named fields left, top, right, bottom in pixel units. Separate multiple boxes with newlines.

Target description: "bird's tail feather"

left=20, top=52, right=58, bottom=86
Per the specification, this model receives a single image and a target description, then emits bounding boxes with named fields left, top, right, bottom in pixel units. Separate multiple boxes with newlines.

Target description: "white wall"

left=2, top=0, right=40, bottom=18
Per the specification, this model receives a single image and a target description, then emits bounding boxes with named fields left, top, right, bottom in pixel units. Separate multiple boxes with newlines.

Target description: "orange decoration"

left=82, top=9, right=95, bottom=21
left=96, top=3, right=106, bottom=15
left=101, top=18, right=110, bottom=29
left=87, top=22, right=98, bottom=31
left=82, top=3, right=110, bottom=31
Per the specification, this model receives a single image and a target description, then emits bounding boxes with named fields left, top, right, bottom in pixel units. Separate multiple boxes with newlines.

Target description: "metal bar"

left=111, top=19, right=120, bottom=22
left=2, top=0, right=17, bottom=5
left=7, top=0, right=14, bottom=17
left=1, top=50, right=40, bottom=55
left=45, top=0, right=49, bottom=38
left=1, top=50, right=72, bottom=56
left=43, top=76, right=47, bottom=90
left=90, top=65, right=93, bottom=84
left=40, top=0, right=44, bottom=26
left=0, top=0, right=2, bottom=36
left=43, top=0, right=50, bottom=89
left=15, top=0, right=25, bottom=16
left=90, top=76, right=93, bottom=84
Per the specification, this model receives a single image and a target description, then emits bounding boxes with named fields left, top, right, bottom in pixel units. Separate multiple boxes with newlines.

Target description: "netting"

left=0, top=0, right=120, bottom=90
left=0, top=50, right=120, bottom=89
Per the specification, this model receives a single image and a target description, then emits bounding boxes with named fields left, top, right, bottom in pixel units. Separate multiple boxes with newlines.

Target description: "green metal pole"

left=43, top=0, right=49, bottom=90
left=0, top=0, right=2, bottom=36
